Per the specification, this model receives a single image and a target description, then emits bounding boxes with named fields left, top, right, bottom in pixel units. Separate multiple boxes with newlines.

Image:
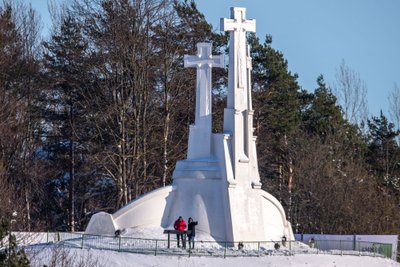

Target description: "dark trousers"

left=188, top=235, right=195, bottom=249
left=176, top=234, right=185, bottom=248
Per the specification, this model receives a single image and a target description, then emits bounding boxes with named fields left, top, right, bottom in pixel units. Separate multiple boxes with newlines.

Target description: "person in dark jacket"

left=187, top=217, right=198, bottom=249
left=174, top=216, right=187, bottom=248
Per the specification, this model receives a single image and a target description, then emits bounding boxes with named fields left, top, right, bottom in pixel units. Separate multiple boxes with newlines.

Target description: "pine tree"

left=0, top=3, right=43, bottom=232
left=302, top=75, right=344, bottom=138
left=0, top=217, right=29, bottom=267
left=367, top=112, right=400, bottom=195
left=250, top=33, right=302, bottom=137
left=247, top=33, right=303, bottom=218
left=42, top=14, right=91, bottom=231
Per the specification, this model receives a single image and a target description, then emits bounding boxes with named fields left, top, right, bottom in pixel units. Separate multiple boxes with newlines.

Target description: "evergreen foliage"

left=367, top=112, right=400, bottom=194
left=249, top=33, right=302, bottom=136
left=302, top=75, right=343, bottom=137
left=0, top=218, right=29, bottom=267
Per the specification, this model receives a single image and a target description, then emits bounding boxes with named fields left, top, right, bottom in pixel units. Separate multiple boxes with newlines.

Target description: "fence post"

left=154, top=240, right=158, bottom=256
left=224, top=242, right=227, bottom=258
left=373, top=244, right=376, bottom=257
left=289, top=240, right=292, bottom=256
left=81, top=234, right=84, bottom=249
left=118, top=236, right=121, bottom=252
left=257, top=242, right=260, bottom=257
left=340, top=240, right=343, bottom=256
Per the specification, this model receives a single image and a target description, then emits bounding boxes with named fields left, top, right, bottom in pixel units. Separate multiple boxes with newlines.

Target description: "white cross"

left=221, top=8, right=255, bottom=89
left=184, top=43, right=224, bottom=126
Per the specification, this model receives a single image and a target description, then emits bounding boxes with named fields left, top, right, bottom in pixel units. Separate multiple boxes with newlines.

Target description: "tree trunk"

left=69, top=104, right=75, bottom=232
left=284, top=134, right=293, bottom=223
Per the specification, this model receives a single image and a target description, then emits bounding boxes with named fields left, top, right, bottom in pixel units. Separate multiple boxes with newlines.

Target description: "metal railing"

left=310, top=239, right=393, bottom=258
left=37, top=232, right=393, bottom=259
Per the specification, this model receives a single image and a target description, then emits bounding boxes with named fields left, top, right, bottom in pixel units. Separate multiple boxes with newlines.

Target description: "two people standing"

left=173, top=216, right=198, bottom=249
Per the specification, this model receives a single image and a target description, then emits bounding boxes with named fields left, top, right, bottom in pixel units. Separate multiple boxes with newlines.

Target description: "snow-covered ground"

left=26, top=246, right=399, bottom=267
left=10, top=229, right=400, bottom=267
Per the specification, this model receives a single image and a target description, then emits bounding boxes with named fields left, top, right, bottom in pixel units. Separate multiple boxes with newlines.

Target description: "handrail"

left=29, top=232, right=392, bottom=259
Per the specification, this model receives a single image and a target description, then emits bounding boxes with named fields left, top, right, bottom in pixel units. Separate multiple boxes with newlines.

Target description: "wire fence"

left=36, top=232, right=394, bottom=259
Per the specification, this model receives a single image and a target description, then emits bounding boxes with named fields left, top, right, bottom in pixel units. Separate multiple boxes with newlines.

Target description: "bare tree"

left=0, top=1, right=44, bottom=231
left=70, top=0, right=175, bottom=208
left=333, top=60, right=368, bottom=126
left=15, top=1, right=43, bottom=232
left=292, top=131, right=400, bottom=234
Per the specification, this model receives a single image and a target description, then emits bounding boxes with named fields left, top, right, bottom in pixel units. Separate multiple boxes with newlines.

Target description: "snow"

left=27, top=246, right=399, bottom=267
left=12, top=230, right=399, bottom=267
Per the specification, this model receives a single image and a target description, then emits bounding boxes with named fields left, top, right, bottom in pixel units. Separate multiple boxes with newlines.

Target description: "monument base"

left=86, top=157, right=293, bottom=242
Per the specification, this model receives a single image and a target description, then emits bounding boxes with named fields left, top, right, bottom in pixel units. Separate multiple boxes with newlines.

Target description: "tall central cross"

left=221, top=7, right=256, bottom=180
left=221, top=7, right=255, bottom=110
left=184, top=43, right=224, bottom=129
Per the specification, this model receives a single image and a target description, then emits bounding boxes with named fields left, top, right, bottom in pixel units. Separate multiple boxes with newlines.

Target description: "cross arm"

left=184, top=55, right=201, bottom=68
left=221, top=18, right=235, bottom=32
left=184, top=54, right=224, bottom=68
left=211, top=54, right=224, bottom=68
left=220, top=18, right=256, bottom=33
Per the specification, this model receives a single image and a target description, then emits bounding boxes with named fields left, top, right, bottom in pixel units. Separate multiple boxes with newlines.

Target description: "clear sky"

left=22, top=0, right=400, bottom=118
left=196, top=0, right=400, bottom=118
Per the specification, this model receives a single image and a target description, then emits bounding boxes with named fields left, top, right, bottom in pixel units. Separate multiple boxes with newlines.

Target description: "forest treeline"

left=0, top=0, right=399, bottom=235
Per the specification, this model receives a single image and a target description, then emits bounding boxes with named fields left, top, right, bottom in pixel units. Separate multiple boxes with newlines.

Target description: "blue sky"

left=197, top=0, right=400, bottom=118
left=23, top=0, right=400, bottom=118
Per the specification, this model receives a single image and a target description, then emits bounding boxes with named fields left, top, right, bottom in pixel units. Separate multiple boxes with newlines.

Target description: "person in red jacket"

left=174, top=216, right=187, bottom=248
